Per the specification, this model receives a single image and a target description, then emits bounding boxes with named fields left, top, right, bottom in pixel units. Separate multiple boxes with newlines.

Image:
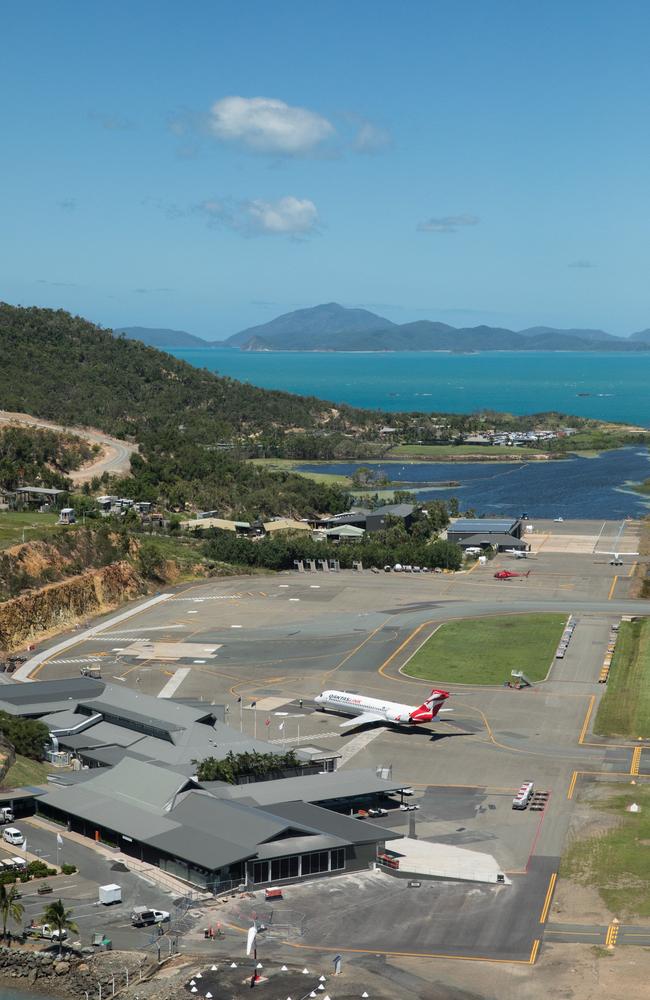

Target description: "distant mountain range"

left=114, top=326, right=210, bottom=349
left=114, top=305, right=650, bottom=353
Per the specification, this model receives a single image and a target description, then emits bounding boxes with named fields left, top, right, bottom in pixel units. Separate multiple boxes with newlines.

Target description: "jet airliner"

left=314, top=688, right=450, bottom=732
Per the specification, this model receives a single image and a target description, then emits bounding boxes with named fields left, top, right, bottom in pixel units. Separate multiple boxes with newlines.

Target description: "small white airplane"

left=314, top=688, right=450, bottom=732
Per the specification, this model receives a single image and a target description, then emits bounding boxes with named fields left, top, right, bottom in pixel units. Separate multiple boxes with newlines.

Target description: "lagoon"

left=299, top=447, right=650, bottom=520
left=171, top=349, right=650, bottom=426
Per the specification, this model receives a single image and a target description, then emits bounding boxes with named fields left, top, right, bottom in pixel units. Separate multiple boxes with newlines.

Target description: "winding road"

left=0, top=409, right=137, bottom=482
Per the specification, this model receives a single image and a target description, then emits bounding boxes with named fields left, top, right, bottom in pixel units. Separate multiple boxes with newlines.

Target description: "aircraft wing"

left=339, top=712, right=384, bottom=730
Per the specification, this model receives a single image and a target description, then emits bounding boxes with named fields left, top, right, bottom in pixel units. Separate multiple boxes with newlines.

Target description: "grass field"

left=0, top=511, right=60, bottom=550
left=386, top=443, right=545, bottom=460
left=560, top=785, right=650, bottom=917
left=594, top=619, right=650, bottom=738
left=2, top=754, right=54, bottom=788
left=403, top=613, right=567, bottom=685
left=249, top=458, right=354, bottom=487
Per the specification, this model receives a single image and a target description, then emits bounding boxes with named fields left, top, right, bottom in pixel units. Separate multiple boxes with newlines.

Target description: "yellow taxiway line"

left=578, top=696, right=596, bottom=744
left=539, top=873, right=557, bottom=924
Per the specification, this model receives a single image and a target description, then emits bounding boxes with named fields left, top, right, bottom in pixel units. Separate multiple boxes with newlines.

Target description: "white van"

left=2, top=827, right=24, bottom=846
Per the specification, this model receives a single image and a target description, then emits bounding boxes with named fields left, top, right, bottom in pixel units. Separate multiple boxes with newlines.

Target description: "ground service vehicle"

left=0, top=807, right=15, bottom=824
left=512, top=781, right=535, bottom=810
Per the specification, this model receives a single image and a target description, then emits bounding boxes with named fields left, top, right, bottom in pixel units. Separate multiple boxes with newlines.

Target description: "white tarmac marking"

left=289, top=598, right=300, bottom=602
left=173, top=595, right=241, bottom=602
left=50, top=657, right=103, bottom=665
left=15, top=592, right=173, bottom=681
left=158, top=667, right=191, bottom=698
left=270, top=731, right=342, bottom=745
left=231, top=625, right=242, bottom=628
left=103, top=625, right=184, bottom=634
left=193, top=660, right=206, bottom=664
left=336, top=728, right=384, bottom=767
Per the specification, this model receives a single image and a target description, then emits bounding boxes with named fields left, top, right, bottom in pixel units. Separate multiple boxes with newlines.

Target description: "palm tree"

left=40, top=899, right=78, bottom=956
left=0, top=883, right=24, bottom=939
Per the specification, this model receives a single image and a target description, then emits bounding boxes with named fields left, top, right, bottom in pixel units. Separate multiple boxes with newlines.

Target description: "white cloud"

left=352, top=120, right=392, bottom=154
left=245, top=196, right=318, bottom=235
left=208, top=96, right=334, bottom=155
left=196, top=195, right=319, bottom=238
left=417, top=214, right=480, bottom=233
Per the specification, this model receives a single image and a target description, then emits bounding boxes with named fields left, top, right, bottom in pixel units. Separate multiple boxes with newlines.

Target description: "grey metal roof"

left=169, top=791, right=291, bottom=845
left=367, top=503, right=415, bottom=518
left=202, top=769, right=406, bottom=807
left=459, top=533, right=527, bottom=548
left=263, top=801, right=389, bottom=846
left=15, top=486, right=64, bottom=496
left=147, top=826, right=257, bottom=871
left=59, top=722, right=147, bottom=750
left=74, top=758, right=194, bottom=811
left=450, top=518, right=519, bottom=533
left=0, top=677, right=105, bottom=709
left=38, top=784, right=177, bottom=842
left=255, top=834, right=346, bottom=859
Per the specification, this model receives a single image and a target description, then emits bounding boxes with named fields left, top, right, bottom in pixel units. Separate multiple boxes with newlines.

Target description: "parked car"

left=2, top=827, right=24, bottom=846
left=130, top=907, right=170, bottom=927
left=26, top=923, right=67, bottom=940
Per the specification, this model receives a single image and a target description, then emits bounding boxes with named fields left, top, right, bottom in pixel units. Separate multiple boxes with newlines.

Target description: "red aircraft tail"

left=410, top=689, right=449, bottom=722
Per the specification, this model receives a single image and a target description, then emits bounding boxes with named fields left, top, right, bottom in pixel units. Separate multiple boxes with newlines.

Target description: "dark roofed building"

left=455, top=532, right=528, bottom=552
left=447, top=517, right=523, bottom=545
left=365, top=503, right=416, bottom=533
left=38, top=760, right=391, bottom=891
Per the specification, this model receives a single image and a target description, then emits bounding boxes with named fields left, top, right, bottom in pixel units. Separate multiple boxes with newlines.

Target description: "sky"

left=2, top=0, right=650, bottom=339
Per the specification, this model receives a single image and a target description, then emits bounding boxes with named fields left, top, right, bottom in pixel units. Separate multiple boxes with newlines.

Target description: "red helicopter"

left=494, top=569, right=531, bottom=580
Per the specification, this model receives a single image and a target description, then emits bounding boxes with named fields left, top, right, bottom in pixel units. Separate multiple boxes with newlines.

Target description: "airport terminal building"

left=0, top=679, right=405, bottom=891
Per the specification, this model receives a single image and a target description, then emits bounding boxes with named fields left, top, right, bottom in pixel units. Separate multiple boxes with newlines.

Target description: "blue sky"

left=2, top=1, right=650, bottom=338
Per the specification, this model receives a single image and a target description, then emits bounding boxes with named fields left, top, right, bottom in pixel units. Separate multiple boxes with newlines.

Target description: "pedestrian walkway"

left=26, top=816, right=212, bottom=900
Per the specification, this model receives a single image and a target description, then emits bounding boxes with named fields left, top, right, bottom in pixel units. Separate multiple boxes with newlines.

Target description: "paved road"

left=0, top=409, right=137, bottom=482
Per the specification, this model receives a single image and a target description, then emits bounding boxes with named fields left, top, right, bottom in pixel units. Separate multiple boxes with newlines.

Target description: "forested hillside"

left=0, top=425, right=94, bottom=491
left=0, top=303, right=360, bottom=516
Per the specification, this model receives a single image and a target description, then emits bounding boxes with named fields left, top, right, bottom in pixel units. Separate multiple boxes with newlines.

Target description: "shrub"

left=60, top=864, right=76, bottom=875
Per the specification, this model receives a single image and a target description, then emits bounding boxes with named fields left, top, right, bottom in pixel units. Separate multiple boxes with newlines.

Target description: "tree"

left=0, top=884, right=23, bottom=939
left=40, top=899, right=78, bottom=956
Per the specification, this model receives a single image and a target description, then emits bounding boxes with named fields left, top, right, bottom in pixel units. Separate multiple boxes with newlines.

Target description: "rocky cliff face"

left=0, top=560, right=146, bottom=651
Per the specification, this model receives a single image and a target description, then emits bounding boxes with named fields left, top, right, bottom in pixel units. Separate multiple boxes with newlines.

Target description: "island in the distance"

left=116, top=303, right=650, bottom=353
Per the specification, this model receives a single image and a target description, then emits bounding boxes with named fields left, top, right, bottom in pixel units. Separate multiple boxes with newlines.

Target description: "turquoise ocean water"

left=171, top=349, right=650, bottom=426
left=170, top=348, right=650, bottom=517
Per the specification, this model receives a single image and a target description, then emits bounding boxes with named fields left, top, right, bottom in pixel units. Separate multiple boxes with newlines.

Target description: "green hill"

left=0, top=303, right=366, bottom=516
